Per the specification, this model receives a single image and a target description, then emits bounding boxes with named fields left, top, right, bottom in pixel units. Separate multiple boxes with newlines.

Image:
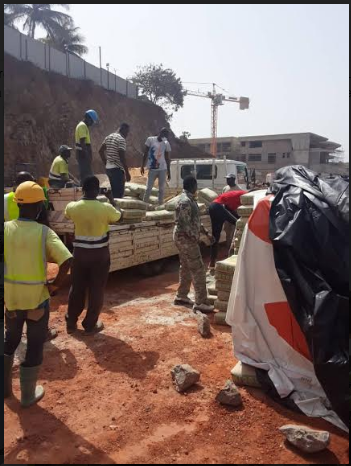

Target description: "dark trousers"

left=76, top=150, right=93, bottom=185
left=209, top=202, right=238, bottom=266
left=106, top=167, right=125, bottom=199
left=4, top=301, right=50, bottom=367
left=49, top=179, right=66, bottom=189
left=66, top=247, right=110, bottom=331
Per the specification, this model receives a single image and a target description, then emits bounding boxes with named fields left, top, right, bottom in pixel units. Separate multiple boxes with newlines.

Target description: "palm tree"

left=4, top=4, right=72, bottom=39
left=41, top=23, right=88, bottom=57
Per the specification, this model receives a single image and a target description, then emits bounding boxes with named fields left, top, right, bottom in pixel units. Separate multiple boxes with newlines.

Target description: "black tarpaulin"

left=268, top=165, right=349, bottom=428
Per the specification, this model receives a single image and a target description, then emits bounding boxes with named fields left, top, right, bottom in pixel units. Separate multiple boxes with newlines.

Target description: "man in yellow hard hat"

left=4, top=181, right=72, bottom=407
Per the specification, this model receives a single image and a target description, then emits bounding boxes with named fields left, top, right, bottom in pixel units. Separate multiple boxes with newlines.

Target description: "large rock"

left=279, top=425, right=330, bottom=453
left=171, top=364, right=200, bottom=393
left=216, top=380, right=243, bottom=407
left=196, top=313, right=211, bottom=338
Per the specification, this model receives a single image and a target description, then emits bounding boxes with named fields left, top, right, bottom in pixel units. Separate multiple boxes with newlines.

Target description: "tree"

left=41, top=22, right=88, bottom=57
left=4, top=4, right=72, bottom=39
left=180, top=131, right=191, bottom=141
left=131, top=64, right=184, bottom=119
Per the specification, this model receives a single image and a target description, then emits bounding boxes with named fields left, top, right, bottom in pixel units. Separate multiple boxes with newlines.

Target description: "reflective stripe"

left=49, top=171, right=62, bottom=180
left=75, top=233, right=108, bottom=242
left=4, top=224, right=48, bottom=285
left=73, top=242, right=109, bottom=249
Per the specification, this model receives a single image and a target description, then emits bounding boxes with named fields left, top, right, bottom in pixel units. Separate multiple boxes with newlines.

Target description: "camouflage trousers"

left=175, top=239, right=208, bottom=305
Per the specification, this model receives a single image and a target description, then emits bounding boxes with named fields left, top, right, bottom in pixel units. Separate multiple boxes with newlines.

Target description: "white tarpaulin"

left=226, top=192, right=347, bottom=431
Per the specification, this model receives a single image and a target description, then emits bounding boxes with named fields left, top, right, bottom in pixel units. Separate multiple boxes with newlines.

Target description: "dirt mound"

left=4, top=54, right=208, bottom=185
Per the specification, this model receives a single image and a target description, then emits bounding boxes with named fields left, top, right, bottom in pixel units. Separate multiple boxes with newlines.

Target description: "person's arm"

left=47, top=258, right=72, bottom=295
left=140, top=145, right=149, bottom=176
left=106, top=203, right=122, bottom=223
left=99, top=142, right=107, bottom=165
left=119, top=149, right=131, bottom=182
left=165, top=152, right=171, bottom=181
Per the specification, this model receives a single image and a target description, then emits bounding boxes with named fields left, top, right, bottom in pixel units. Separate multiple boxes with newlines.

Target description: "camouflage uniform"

left=173, top=190, right=209, bottom=305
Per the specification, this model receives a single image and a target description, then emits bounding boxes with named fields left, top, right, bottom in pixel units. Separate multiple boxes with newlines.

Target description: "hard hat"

left=85, top=109, right=99, bottom=123
left=59, top=144, right=72, bottom=155
left=225, top=173, right=236, bottom=179
left=14, top=181, right=46, bottom=204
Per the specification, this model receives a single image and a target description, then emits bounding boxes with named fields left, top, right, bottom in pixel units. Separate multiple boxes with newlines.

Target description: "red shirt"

left=213, top=190, right=247, bottom=212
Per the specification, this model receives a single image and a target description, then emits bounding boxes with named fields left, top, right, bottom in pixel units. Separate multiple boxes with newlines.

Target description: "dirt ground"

left=4, top=257, right=349, bottom=465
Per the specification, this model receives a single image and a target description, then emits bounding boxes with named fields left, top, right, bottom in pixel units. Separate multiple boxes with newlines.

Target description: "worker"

left=174, top=175, right=214, bottom=314
left=222, top=174, right=241, bottom=193
left=141, top=127, right=171, bottom=205
left=75, top=109, right=99, bottom=184
left=4, top=181, right=72, bottom=407
left=208, top=188, right=247, bottom=268
left=65, top=176, right=122, bottom=335
left=99, top=123, right=131, bottom=199
left=49, top=145, right=76, bottom=189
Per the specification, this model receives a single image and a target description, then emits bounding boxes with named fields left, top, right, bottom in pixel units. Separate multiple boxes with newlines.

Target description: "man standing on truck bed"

left=174, top=175, right=214, bottom=314
left=4, top=181, right=72, bottom=407
left=99, top=123, right=131, bottom=198
left=75, top=109, right=99, bottom=184
left=141, top=127, right=171, bottom=205
left=208, top=188, right=247, bottom=269
left=65, top=175, right=122, bottom=335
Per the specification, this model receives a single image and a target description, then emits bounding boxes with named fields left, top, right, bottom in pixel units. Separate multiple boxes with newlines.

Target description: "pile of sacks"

left=232, top=193, right=255, bottom=255
left=210, top=255, right=238, bottom=326
left=114, top=197, right=148, bottom=224
left=124, top=182, right=159, bottom=206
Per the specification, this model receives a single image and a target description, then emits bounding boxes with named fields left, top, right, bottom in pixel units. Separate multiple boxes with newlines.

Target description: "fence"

left=4, top=25, right=138, bottom=99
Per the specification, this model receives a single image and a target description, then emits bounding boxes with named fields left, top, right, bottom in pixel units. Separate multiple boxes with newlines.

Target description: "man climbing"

left=173, top=175, right=214, bottom=314
left=141, top=127, right=171, bottom=205
left=65, top=176, right=122, bottom=335
left=208, top=188, right=247, bottom=268
left=75, top=109, right=99, bottom=184
left=99, top=123, right=131, bottom=198
left=49, top=145, right=77, bottom=189
left=4, top=181, right=72, bottom=407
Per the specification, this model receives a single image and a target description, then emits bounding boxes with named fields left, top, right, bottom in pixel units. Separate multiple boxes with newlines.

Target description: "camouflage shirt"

left=174, top=190, right=206, bottom=243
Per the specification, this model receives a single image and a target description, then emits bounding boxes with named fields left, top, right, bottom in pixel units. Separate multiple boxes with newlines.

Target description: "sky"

left=67, top=4, right=349, bottom=159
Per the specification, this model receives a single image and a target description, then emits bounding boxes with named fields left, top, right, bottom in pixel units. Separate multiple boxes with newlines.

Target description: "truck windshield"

left=181, top=165, right=218, bottom=180
left=236, top=165, right=247, bottom=186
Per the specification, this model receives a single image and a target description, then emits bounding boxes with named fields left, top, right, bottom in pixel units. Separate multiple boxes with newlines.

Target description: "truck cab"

left=168, top=158, right=249, bottom=194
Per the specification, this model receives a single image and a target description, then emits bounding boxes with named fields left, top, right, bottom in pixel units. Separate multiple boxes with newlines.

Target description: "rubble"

left=216, top=380, right=243, bottom=407
left=171, top=364, right=201, bottom=393
left=279, top=425, right=330, bottom=453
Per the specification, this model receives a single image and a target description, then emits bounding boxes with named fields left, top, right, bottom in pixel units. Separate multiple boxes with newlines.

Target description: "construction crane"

left=184, top=83, right=250, bottom=157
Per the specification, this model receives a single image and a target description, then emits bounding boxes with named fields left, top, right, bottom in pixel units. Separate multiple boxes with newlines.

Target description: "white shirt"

left=145, top=136, right=171, bottom=171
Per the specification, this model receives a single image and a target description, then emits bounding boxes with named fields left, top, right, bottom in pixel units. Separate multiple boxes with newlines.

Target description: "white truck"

left=167, top=157, right=249, bottom=196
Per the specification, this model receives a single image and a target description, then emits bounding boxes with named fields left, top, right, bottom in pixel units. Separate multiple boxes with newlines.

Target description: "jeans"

left=106, top=167, right=125, bottom=199
left=4, top=300, right=50, bottom=367
left=209, top=202, right=238, bottom=267
left=76, top=149, right=93, bottom=185
left=144, top=169, right=167, bottom=205
left=66, top=247, right=110, bottom=331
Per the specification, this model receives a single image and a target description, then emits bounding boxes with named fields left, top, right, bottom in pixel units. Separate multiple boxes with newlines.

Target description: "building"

left=189, top=133, right=346, bottom=181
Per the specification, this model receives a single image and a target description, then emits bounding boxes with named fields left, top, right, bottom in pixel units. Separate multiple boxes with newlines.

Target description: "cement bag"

left=121, top=209, right=147, bottom=220
left=226, top=190, right=347, bottom=431
left=124, top=187, right=133, bottom=197
left=208, top=284, right=218, bottom=296
left=156, top=204, right=166, bottom=211
left=236, top=217, right=248, bottom=230
left=214, top=299, right=228, bottom=312
left=214, top=311, right=229, bottom=326
left=126, top=182, right=158, bottom=197
left=240, top=193, right=255, bottom=206
left=198, top=203, right=208, bottom=215
left=145, top=210, right=175, bottom=221
left=97, top=195, right=108, bottom=203
left=115, top=198, right=148, bottom=210
left=165, top=195, right=182, bottom=211
left=216, top=279, right=232, bottom=292
left=231, top=361, right=261, bottom=388
left=148, top=195, right=159, bottom=205
left=237, top=205, right=254, bottom=217
left=198, top=188, right=218, bottom=203
left=215, top=271, right=234, bottom=282
left=218, top=290, right=231, bottom=301
left=215, top=256, right=237, bottom=274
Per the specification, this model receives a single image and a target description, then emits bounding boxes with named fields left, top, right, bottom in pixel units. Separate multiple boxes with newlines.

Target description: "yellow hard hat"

left=14, top=181, right=46, bottom=204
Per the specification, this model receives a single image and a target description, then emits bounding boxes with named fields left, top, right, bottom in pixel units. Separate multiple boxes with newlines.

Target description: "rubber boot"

left=4, top=354, right=14, bottom=399
left=20, top=365, right=45, bottom=408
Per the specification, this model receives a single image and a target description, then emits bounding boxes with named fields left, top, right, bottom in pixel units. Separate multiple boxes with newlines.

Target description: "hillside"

left=4, top=54, right=208, bottom=184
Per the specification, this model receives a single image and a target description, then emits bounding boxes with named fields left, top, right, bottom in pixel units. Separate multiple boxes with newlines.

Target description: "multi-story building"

left=188, top=133, right=346, bottom=181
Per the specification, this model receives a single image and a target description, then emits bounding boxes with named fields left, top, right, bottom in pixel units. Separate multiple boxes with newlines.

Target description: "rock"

left=196, top=313, right=211, bottom=338
left=109, top=425, right=118, bottom=431
left=171, top=364, right=201, bottom=393
left=279, top=425, right=330, bottom=453
left=216, top=380, right=243, bottom=407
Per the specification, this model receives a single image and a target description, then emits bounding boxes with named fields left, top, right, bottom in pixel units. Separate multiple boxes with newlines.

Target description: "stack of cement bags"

left=213, top=255, right=237, bottom=325
left=125, top=182, right=159, bottom=208
left=145, top=210, right=175, bottom=222
left=114, top=198, right=148, bottom=224
left=198, top=188, right=218, bottom=206
left=232, top=193, right=255, bottom=255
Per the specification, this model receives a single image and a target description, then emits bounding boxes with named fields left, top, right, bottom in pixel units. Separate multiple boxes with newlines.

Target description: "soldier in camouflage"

left=173, top=176, right=215, bottom=314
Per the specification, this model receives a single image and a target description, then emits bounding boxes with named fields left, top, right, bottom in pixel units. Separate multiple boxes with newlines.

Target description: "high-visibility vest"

left=4, top=220, right=49, bottom=285
left=4, top=192, right=19, bottom=221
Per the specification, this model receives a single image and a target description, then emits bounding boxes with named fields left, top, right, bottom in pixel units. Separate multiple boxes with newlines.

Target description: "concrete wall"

left=4, top=25, right=137, bottom=99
